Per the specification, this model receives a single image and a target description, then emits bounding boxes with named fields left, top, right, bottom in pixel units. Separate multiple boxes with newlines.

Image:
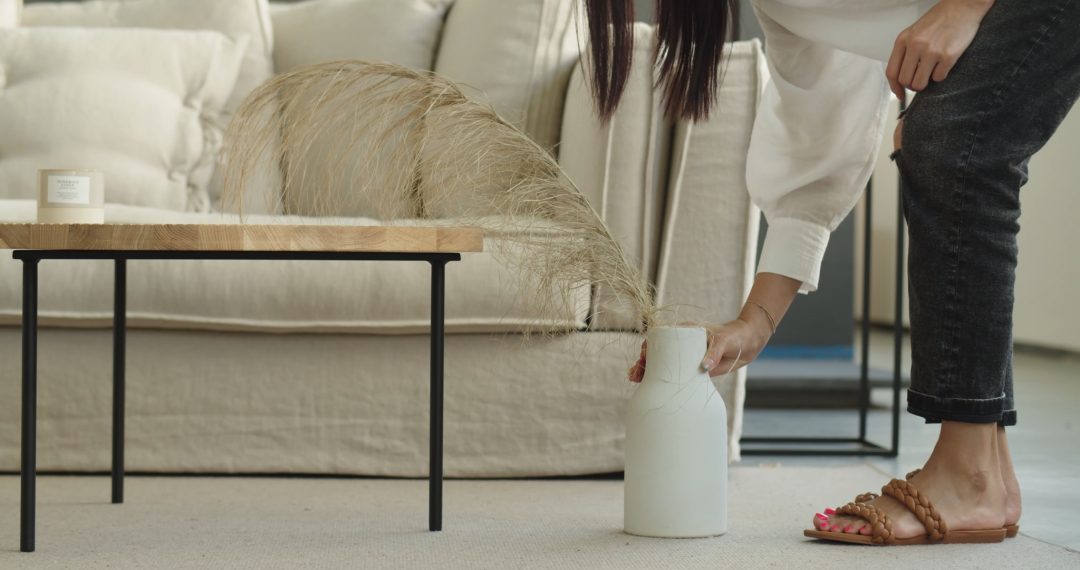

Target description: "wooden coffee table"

left=0, top=223, right=484, bottom=552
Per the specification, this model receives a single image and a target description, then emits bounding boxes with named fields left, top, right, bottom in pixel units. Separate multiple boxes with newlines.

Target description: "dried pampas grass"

left=222, top=61, right=661, bottom=336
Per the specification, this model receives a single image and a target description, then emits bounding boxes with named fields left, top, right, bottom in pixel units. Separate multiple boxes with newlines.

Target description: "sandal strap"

left=836, top=501, right=895, bottom=544
left=882, top=478, right=948, bottom=541
left=855, top=469, right=919, bottom=503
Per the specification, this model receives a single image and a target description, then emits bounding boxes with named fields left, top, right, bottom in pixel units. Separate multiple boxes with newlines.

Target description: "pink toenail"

left=843, top=526, right=853, bottom=532
left=824, top=508, right=836, bottom=515
left=815, top=513, right=828, bottom=521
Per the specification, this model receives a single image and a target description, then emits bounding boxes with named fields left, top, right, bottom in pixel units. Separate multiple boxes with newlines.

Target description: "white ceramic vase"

left=624, top=326, right=728, bottom=538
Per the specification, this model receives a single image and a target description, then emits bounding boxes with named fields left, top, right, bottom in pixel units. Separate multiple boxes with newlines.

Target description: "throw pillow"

left=435, top=0, right=582, bottom=152
left=270, top=0, right=452, bottom=74
left=22, top=0, right=273, bottom=117
left=0, top=28, right=246, bottom=211
left=22, top=0, right=274, bottom=208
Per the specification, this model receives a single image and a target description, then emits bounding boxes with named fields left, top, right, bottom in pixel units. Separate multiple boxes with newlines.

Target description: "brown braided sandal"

left=842, top=469, right=1019, bottom=538
left=804, top=477, right=1008, bottom=545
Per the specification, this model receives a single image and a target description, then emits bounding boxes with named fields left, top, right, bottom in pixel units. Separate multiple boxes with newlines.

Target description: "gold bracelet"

left=746, top=299, right=778, bottom=335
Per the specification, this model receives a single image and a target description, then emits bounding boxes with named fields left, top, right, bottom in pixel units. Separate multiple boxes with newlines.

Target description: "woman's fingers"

left=627, top=339, right=648, bottom=382
left=910, top=55, right=937, bottom=91
left=885, top=36, right=907, bottom=99
left=931, top=56, right=955, bottom=82
left=711, top=337, right=748, bottom=376
left=897, top=44, right=921, bottom=93
left=713, top=357, right=746, bottom=375
left=701, top=335, right=726, bottom=373
left=888, top=0, right=988, bottom=93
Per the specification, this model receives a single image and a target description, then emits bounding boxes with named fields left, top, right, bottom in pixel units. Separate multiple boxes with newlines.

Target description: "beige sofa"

left=0, top=0, right=764, bottom=477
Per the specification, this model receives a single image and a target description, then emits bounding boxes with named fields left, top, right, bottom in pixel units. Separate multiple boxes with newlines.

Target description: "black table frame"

left=739, top=180, right=905, bottom=457
left=14, top=249, right=459, bottom=553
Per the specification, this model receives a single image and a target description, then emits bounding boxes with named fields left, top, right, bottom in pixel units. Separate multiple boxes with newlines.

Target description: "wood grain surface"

left=0, top=223, right=484, bottom=253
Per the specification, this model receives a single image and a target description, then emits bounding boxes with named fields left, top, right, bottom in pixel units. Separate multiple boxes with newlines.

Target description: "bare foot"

left=810, top=422, right=1012, bottom=539
left=998, top=427, right=1022, bottom=528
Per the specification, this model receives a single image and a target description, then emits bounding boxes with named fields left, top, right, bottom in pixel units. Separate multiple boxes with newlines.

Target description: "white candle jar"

left=37, top=169, right=105, bottom=224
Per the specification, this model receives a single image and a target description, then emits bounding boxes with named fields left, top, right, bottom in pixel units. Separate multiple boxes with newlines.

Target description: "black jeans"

left=896, top=0, right=1080, bottom=426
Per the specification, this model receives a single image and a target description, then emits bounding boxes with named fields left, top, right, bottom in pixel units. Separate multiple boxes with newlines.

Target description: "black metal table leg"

left=858, top=182, right=873, bottom=441
left=429, top=259, right=445, bottom=532
left=21, top=258, right=39, bottom=553
left=112, top=259, right=126, bottom=503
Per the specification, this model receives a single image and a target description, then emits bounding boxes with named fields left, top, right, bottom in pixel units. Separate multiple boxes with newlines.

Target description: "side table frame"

left=14, top=249, right=460, bottom=553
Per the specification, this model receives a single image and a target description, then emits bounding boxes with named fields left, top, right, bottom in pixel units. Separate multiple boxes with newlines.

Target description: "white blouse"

left=748, top=0, right=937, bottom=292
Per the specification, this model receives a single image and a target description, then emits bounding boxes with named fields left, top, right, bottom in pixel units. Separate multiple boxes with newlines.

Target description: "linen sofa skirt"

left=0, top=327, right=744, bottom=477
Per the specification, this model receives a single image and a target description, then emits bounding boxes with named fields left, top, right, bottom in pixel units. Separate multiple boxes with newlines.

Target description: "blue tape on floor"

left=758, top=345, right=854, bottom=360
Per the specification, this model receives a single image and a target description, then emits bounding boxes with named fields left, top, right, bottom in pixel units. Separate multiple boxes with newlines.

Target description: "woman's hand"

left=886, top=0, right=994, bottom=98
left=626, top=318, right=772, bottom=383
left=698, top=319, right=771, bottom=376
left=627, top=272, right=801, bottom=383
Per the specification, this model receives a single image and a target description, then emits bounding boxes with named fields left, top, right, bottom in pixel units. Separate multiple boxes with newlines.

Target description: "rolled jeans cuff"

left=907, top=388, right=1016, bottom=426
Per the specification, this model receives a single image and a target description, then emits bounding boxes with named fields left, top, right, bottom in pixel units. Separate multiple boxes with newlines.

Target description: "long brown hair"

left=584, top=0, right=737, bottom=122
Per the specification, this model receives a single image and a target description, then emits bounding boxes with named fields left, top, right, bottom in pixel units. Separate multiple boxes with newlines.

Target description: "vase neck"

left=643, top=327, right=709, bottom=385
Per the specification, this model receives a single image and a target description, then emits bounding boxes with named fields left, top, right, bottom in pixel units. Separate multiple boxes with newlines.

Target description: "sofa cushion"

left=434, top=0, right=582, bottom=151
left=0, top=199, right=589, bottom=334
left=0, top=27, right=246, bottom=211
left=259, top=0, right=455, bottom=219
left=22, top=0, right=274, bottom=210
left=270, top=0, right=452, bottom=74
left=22, top=0, right=273, bottom=122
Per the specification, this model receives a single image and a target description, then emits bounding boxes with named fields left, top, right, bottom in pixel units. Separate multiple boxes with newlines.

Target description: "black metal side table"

left=1, top=223, right=483, bottom=552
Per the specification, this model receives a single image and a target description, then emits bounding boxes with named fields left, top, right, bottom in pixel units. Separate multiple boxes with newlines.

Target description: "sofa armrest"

left=654, top=39, right=765, bottom=327
left=558, top=23, right=673, bottom=331
left=651, top=40, right=766, bottom=462
left=559, top=34, right=766, bottom=336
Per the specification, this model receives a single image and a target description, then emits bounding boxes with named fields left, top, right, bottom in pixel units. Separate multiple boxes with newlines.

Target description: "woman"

left=590, top=0, right=1080, bottom=546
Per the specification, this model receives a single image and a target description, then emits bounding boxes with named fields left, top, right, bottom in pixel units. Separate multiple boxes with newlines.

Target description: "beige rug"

left=0, top=465, right=1075, bottom=569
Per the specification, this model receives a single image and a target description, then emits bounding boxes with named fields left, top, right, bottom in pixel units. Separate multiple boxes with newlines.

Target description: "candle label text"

left=47, top=175, right=92, bottom=205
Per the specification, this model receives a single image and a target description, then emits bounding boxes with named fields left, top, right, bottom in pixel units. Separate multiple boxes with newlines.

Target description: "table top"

left=0, top=223, right=484, bottom=253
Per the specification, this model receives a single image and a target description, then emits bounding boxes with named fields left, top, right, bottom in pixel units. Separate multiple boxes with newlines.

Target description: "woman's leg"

left=813, top=0, right=1080, bottom=538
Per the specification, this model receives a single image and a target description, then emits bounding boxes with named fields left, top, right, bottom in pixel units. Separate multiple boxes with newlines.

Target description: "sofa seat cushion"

left=0, top=200, right=588, bottom=334
left=0, top=27, right=246, bottom=212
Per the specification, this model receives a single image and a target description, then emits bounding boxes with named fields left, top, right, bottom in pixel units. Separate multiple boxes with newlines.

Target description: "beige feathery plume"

left=222, top=61, right=663, bottom=337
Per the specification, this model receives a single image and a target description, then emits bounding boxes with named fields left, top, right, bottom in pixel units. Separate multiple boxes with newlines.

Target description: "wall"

left=863, top=100, right=1080, bottom=353
left=634, top=0, right=652, bottom=20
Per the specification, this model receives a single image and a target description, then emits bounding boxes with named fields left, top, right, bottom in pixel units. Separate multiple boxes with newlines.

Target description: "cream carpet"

left=0, top=465, right=1075, bottom=569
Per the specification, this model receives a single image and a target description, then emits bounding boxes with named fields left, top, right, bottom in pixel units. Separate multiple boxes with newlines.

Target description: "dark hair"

left=585, top=0, right=737, bottom=122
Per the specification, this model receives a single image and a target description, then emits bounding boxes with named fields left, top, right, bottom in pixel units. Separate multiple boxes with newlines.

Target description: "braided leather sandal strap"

left=855, top=492, right=879, bottom=503
left=854, top=469, right=919, bottom=503
left=882, top=478, right=948, bottom=541
left=836, top=501, right=895, bottom=544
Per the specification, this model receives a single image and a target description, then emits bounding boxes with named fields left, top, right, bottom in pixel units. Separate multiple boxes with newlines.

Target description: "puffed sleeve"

left=747, top=3, right=893, bottom=293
